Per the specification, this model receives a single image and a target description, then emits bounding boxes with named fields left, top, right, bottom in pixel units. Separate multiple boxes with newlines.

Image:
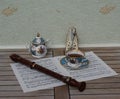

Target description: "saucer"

left=60, top=57, right=89, bottom=70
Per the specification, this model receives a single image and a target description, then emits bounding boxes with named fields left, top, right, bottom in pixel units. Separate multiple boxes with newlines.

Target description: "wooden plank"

left=0, top=81, right=19, bottom=85
left=0, top=66, right=12, bottom=70
left=103, top=61, right=120, bottom=65
left=87, top=76, right=120, bottom=83
left=70, top=89, right=120, bottom=95
left=0, top=53, right=52, bottom=60
left=108, top=65, right=120, bottom=69
left=98, top=56, right=120, bottom=61
left=0, top=96, right=54, bottom=99
left=0, top=71, right=15, bottom=76
left=71, top=95, right=120, bottom=99
left=53, top=48, right=70, bottom=99
left=79, top=47, right=120, bottom=51
left=86, top=83, right=120, bottom=89
left=95, top=53, right=120, bottom=57
left=0, top=63, right=12, bottom=66
left=0, top=90, right=54, bottom=96
left=0, top=49, right=28, bottom=52
left=54, top=85, right=70, bottom=99
left=0, top=48, right=52, bottom=52
left=70, top=82, right=120, bottom=89
left=0, top=76, right=17, bottom=81
left=0, top=86, right=22, bottom=91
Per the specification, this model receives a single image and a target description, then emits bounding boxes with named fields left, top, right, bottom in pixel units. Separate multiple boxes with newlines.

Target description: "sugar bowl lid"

left=32, top=33, right=45, bottom=45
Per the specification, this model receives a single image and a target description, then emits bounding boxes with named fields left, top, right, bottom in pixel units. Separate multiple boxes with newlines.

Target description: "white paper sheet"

left=11, top=58, right=65, bottom=93
left=55, top=52, right=118, bottom=81
left=11, top=51, right=117, bottom=93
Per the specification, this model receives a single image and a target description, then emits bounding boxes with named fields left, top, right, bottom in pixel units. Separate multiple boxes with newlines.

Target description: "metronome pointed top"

left=71, top=27, right=77, bottom=34
left=37, top=32, right=40, bottom=37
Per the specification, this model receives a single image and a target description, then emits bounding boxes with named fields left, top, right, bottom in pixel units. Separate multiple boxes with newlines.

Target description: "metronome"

left=60, top=27, right=89, bottom=70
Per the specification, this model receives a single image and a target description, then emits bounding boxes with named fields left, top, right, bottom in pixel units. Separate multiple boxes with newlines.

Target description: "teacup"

left=65, top=50, right=89, bottom=69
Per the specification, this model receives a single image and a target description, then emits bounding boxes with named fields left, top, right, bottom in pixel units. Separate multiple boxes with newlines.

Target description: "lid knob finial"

left=37, top=32, right=40, bottom=37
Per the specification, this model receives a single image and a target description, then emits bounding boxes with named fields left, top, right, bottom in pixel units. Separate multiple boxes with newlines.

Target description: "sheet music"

left=55, top=52, right=118, bottom=82
left=11, top=58, right=65, bottom=93
left=11, top=51, right=117, bottom=93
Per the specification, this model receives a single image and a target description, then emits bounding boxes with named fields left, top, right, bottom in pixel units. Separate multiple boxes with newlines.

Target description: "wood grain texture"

left=53, top=48, right=70, bottom=99
left=0, top=47, right=120, bottom=99
left=52, top=48, right=120, bottom=99
left=70, top=47, right=120, bottom=99
left=0, top=49, right=54, bottom=99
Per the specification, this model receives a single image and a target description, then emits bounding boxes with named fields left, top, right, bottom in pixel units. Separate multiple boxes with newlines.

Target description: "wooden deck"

left=0, top=47, right=120, bottom=99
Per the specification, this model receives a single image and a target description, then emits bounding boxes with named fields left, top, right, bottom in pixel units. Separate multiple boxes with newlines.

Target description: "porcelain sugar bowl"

left=29, top=33, right=47, bottom=58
